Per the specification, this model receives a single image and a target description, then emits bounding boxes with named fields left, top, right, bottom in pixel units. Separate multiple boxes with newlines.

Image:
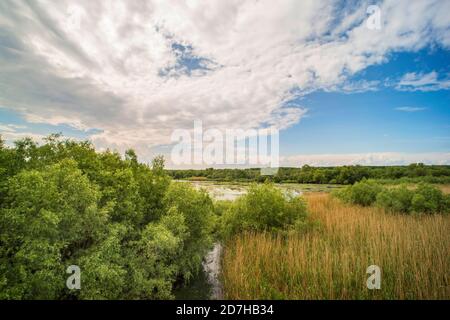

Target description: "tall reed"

left=221, top=194, right=450, bottom=299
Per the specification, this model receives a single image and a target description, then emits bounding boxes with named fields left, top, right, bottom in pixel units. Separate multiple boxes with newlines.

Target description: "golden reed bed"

left=221, top=193, right=450, bottom=299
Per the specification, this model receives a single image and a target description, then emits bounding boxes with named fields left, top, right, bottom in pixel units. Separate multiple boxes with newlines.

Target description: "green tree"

left=163, top=183, right=214, bottom=281
left=222, top=183, right=308, bottom=237
left=0, top=160, right=107, bottom=299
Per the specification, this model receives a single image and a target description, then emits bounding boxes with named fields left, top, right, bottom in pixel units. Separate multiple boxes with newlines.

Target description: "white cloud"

left=329, top=80, right=381, bottom=93
left=0, top=0, right=449, bottom=161
left=165, top=151, right=450, bottom=168
left=396, top=71, right=450, bottom=91
left=0, top=123, right=27, bottom=133
left=0, top=124, right=16, bottom=133
left=281, top=152, right=450, bottom=166
left=395, top=107, right=427, bottom=112
left=0, top=131, right=47, bottom=146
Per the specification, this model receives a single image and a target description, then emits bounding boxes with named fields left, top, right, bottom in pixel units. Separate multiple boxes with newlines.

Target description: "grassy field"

left=221, top=193, right=450, bottom=299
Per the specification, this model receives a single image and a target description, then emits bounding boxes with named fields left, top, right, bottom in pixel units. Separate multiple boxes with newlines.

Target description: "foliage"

left=410, top=183, right=450, bottom=214
left=221, top=183, right=308, bottom=238
left=167, top=163, right=450, bottom=185
left=335, top=180, right=449, bottom=215
left=333, top=180, right=382, bottom=206
left=376, top=185, right=414, bottom=214
left=163, top=183, right=214, bottom=281
left=0, top=135, right=213, bottom=299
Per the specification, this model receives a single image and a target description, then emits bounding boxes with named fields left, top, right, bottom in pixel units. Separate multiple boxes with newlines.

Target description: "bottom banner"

left=0, top=300, right=446, bottom=319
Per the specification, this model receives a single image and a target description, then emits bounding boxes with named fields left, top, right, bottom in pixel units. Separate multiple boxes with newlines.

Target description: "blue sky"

left=0, top=108, right=101, bottom=140
left=281, top=49, right=450, bottom=157
left=0, top=1, right=449, bottom=166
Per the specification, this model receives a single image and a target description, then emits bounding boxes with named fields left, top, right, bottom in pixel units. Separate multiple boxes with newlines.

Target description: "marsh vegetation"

left=0, top=135, right=448, bottom=300
left=222, top=193, right=449, bottom=299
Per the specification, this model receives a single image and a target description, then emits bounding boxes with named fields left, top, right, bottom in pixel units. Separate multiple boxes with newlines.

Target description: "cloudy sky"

left=0, top=0, right=449, bottom=167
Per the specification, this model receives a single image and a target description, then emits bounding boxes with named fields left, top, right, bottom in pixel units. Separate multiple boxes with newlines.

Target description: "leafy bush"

left=221, top=183, right=308, bottom=237
left=0, top=136, right=214, bottom=299
left=335, top=180, right=449, bottom=215
left=0, top=160, right=108, bottom=299
left=411, top=183, right=449, bottom=214
left=334, top=180, right=382, bottom=206
left=163, top=183, right=214, bottom=281
left=375, top=185, right=414, bottom=214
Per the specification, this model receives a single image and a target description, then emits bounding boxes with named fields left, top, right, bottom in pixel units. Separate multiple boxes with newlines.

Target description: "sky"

left=0, top=0, right=449, bottom=167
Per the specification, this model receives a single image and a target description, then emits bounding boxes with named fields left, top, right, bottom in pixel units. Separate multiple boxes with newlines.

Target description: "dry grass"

left=439, top=184, right=450, bottom=194
left=221, top=193, right=450, bottom=299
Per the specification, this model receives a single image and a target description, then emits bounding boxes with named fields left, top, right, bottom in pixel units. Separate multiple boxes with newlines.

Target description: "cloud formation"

left=0, top=0, right=450, bottom=160
left=395, top=107, right=427, bottom=112
left=396, top=71, right=450, bottom=92
left=281, top=152, right=450, bottom=167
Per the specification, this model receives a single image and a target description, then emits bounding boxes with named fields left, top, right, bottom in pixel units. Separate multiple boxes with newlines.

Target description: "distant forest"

left=167, top=164, right=450, bottom=185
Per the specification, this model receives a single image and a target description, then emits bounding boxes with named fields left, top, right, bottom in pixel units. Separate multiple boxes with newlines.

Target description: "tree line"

left=168, top=164, right=450, bottom=184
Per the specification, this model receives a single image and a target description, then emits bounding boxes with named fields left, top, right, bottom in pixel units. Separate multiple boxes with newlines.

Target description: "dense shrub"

left=0, top=136, right=214, bottom=299
left=163, top=183, right=214, bottom=281
left=335, top=180, right=449, bottom=215
left=0, top=160, right=107, bottom=299
left=375, top=185, right=414, bottom=214
left=410, top=183, right=449, bottom=214
left=221, top=183, right=308, bottom=237
left=334, top=180, right=382, bottom=206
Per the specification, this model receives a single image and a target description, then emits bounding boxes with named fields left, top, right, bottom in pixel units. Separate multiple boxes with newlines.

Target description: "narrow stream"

left=174, top=243, right=223, bottom=300
left=203, top=243, right=223, bottom=299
